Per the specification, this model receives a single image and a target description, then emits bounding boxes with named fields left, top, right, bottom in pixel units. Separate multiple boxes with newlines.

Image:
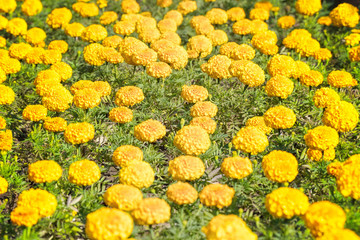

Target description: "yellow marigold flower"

left=233, top=19, right=254, bottom=35
left=28, top=160, right=62, bottom=183
left=112, top=145, right=142, bottom=167
left=199, top=183, right=235, bottom=209
left=138, top=28, right=161, bottom=44
left=84, top=43, right=105, bottom=66
left=158, top=19, right=177, bottom=34
left=132, top=48, right=157, bottom=66
left=37, top=81, right=63, bottom=97
left=100, top=11, right=118, bottom=25
left=164, top=10, right=183, bottom=26
left=307, top=148, right=335, bottom=161
left=0, top=116, right=6, bottom=129
left=327, top=161, right=343, bottom=178
left=262, top=150, right=298, bottom=183
left=104, top=184, right=143, bottom=211
left=44, top=117, right=67, bottom=132
left=132, top=198, right=171, bottom=225
left=296, top=38, right=321, bottom=57
left=336, top=156, right=360, bottom=199
left=227, top=7, right=245, bottom=22
left=0, top=68, right=5, bottom=84
left=68, top=160, right=100, bottom=186
left=245, top=116, right=272, bottom=135
left=119, top=161, right=154, bottom=189
left=115, top=86, right=144, bottom=107
left=121, top=0, right=140, bottom=14
left=267, top=54, right=296, bottom=78
left=230, top=60, right=265, bottom=87
left=135, top=16, right=156, bottom=33
left=255, top=1, right=273, bottom=11
left=177, top=1, right=197, bottom=15
left=25, top=47, right=45, bottom=64
left=328, top=70, right=357, bottom=88
left=349, top=45, right=360, bottom=62
left=74, top=88, right=101, bottom=109
left=101, top=47, right=124, bottom=64
left=17, top=188, right=57, bottom=218
left=220, top=43, right=254, bottom=60
left=266, top=187, right=309, bottom=219
left=313, top=48, right=332, bottom=60
left=119, top=37, right=148, bottom=65
left=70, top=80, right=94, bottom=94
left=146, top=61, right=172, bottom=79
left=64, top=122, right=95, bottom=145
left=303, top=201, right=346, bottom=238
left=313, top=87, right=340, bottom=108
left=0, top=85, right=15, bottom=105
left=168, top=155, right=205, bottom=181
left=82, top=24, right=108, bottom=43
left=48, top=40, right=68, bottom=54
left=0, top=0, right=16, bottom=13
left=134, top=119, right=166, bottom=143
left=277, top=16, right=296, bottom=29
left=46, top=8, right=72, bottom=29
left=157, top=0, right=172, bottom=8
left=167, top=182, right=198, bottom=205
left=190, top=117, right=216, bottom=134
left=109, top=107, right=133, bottom=124
left=181, top=85, right=208, bottom=104
left=187, top=35, right=212, bottom=59
left=205, top=8, right=228, bottom=25
left=113, top=20, right=136, bottom=36
left=295, top=0, right=322, bottom=16
left=323, top=101, right=359, bottom=132
left=282, top=29, right=312, bottom=49
left=318, top=16, right=332, bottom=26
left=8, top=43, right=32, bottom=60
left=318, top=229, right=360, bottom=240
left=190, top=101, right=218, bottom=118
left=6, top=18, right=27, bottom=37
left=232, top=126, right=268, bottom=155
left=159, top=32, right=181, bottom=45
left=74, top=2, right=99, bottom=17
left=25, top=27, right=46, bottom=46
left=265, top=75, right=294, bottom=99
left=258, top=43, right=278, bottom=56
left=206, top=30, right=228, bottom=47
left=249, top=8, right=269, bottom=21
left=158, top=45, right=188, bottom=70
left=85, top=207, right=133, bottom=240
left=41, top=50, right=62, bottom=65
left=10, top=206, right=39, bottom=227
left=173, top=125, right=211, bottom=156
left=221, top=156, right=252, bottom=179
left=65, top=22, right=85, bottom=37
left=293, top=60, right=310, bottom=79
left=193, top=21, right=214, bottom=36
left=0, top=15, right=7, bottom=30
left=202, top=214, right=257, bottom=240
left=0, top=36, right=6, bottom=48
left=201, top=54, right=232, bottom=80
left=42, top=88, right=73, bottom=112
left=50, top=62, right=72, bottom=82
left=345, top=33, right=360, bottom=46
left=264, top=106, right=296, bottom=129
left=97, top=0, right=107, bottom=9
left=34, top=70, right=61, bottom=86
left=0, top=176, right=7, bottom=194
left=330, top=3, right=359, bottom=28
left=0, top=57, right=21, bottom=74
left=304, top=126, right=339, bottom=151
left=102, top=36, right=123, bottom=48
left=22, top=105, right=47, bottom=122
left=0, top=129, right=12, bottom=151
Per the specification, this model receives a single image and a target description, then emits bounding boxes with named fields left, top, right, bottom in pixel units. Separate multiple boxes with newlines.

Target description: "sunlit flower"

left=119, top=161, right=154, bottom=189
left=173, top=125, right=211, bottom=156
left=168, top=155, right=205, bottom=181
left=104, top=184, right=143, bottom=211
left=166, top=182, right=198, bottom=205
left=262, top=150, right=298, bottom=183
left=232, top=126, right=268, bottom=155
left=64, top=122, right=95, bottom=145
left=199, top=183, right=235, bottom=209
left=132, top=198, right=171, bottom=225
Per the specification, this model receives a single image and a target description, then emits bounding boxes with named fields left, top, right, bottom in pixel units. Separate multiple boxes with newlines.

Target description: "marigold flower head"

left=0, top=85, right=15, bottom=105
left=282, top=29, right=312, bottom=49
left=168, top=155, right=205, bottom=181
left=245, top=116, right=272, bottom=135
left=349, top=46, right=360, bottom=62
left=65, top=22, right=85, bottom=37
left=132, top=198, right=171, bottom=225
left=164, top=10, right=183, bottom=26
left=104, top=184, right=143, bottom=211
left=221, top=156, right=252, bottom=179
left=102, top=36, right=123, bottom=48
left=264, top=106, right=296, bottom=129
left=8, top=43, right=32, bottom=60
left=277, top=16, right=296, bottom=29
left=303, top=201, right=346, bottom=238
left=82, top=24, right=108, bottom=43
left=0, top=57, right=21, bottom=75
left=205, top=8, right=228, bottom=25
left=100, top=47, right=124, bottom=64
left=336, top=155, right=360, bottom=199
left=190, top=117, right=216, bottom=134
left=252, top=30, right=277, bottom=50
left=318, top=229, right=360, bottom=240
left=132, top=48, right=157, bottom=66
left=173, top=125, right=211, bottom=156
left=158, top=19, right=177, bottom=34
left=177, top=1, right=197, bottom=15
left=6, top=18, right=27, bottom=37
left=146, top=61, right=172, bottom=79
left=46, top=8, right=72, bottom=29
left=265, top=75, right=294, bottom=99
left=25, top=27, right=46, bottom=46
left=345, top=33, right=360, bottom=47
left=202, top=214, right=258, bottom=240
left=0, top=116, right=6, bottom=130
left=199, top=183, right=235, bottom=209
left=187, top=35, right=213, bottom=59
left=166, top=182, right=198, bottom=205
left=293, top=60, right=311, bottom=79
left=17, top=188, right=57, bottom=218
left=24, top=47, right=44, bottom=64
left=70, top=80, right=94, bottom=94
left=10, top=206, right=39, bottom=227
left=42, top=89, right=73, bottom=112
left=201, top=55, right=232, bottom=80
left=119, top=37, right=148, bottom=65
left=318, top=16, right=332, bottom=26
left=109, top=107, right=133, bottom=124
left=206, top=30, right=228, bottom=47
left=68, top=159, right=101, bottom=186
left=85, top=207, right=133, bottom=240
left=295, top=0, right=322, bottom=16
left=157, top=0, right=172, bottom=8
left=266, top=187, right=309, bottom=219
left=299, top=70, right=323, bottom=87
left=0, top=129, right=12, bottom=151
left=121, top=0, right=140, bottom=14
left=74, top=88, right=101, bottom=109
left=233, top=19, right=254, bottom=35
left=100, top=11, right=117, bottom=25
left=0, top=176, right=7, bottom=194
left=119, top=161, right=154, bottom=189
left=50, top=62, right=72, bottom=82
left=84, top=43, right=105, bottom=66
left=296, top=38, right=321, bottom=57
left=0, top=37, right=6, bottom=48
left=262, top=150, right=298, bottom=183
left=267, top=54, right=297, bottom=78
left=47, top=40, right=68, bottom=54
left=181, top=85, right=209, bottom=104
left=112, top=145, right=142, bottom=167
left=327, top=161, right=343, bottom=178
left=74, top=2, right=99, bottom=17
left=28, top=160, right=62, bottom=183
left=0, top=15, right=7, bottom=30
left=307, top=148, right=335, bottom=161
left=64, top=122, right=95, bottom=145
left=227, top=7, right=246, bottom=22
left=249, top=8, right=269, bottom=21
left=0, top=0, right=16, bottom=13
left=220, top=43, right=254, bottom=60
left=159, top=32, right=181, bottom=46
left=330, top=3, right=359, bottom=28
left=134, top=119, right=166, bottom=143
left=190, top=101, right=218, bottom=118
left=230, top=60, right=265, bottom=87
left=313, top=48, right=332, bottom=61
left=313, top=88, right=340, bottom=108
left=327, top=70, right=357, bottom=88
left=22, top=105, right=47, bottom=122
left=41, top=50, right=62, bottom=65
left=113, top=20, right=136, bottom=36
left=232, top=126, right=268, bottom=155
left=323, top=101, right=359, bottom=132
left=44, top=117, right=67, bottom=132
left=138, top=28, right=161, bottom=44
left=158, top=45, right=188, bottom=70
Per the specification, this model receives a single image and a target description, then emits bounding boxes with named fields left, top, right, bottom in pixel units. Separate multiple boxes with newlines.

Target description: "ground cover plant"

left=0, top=0, right=360, bottom=239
